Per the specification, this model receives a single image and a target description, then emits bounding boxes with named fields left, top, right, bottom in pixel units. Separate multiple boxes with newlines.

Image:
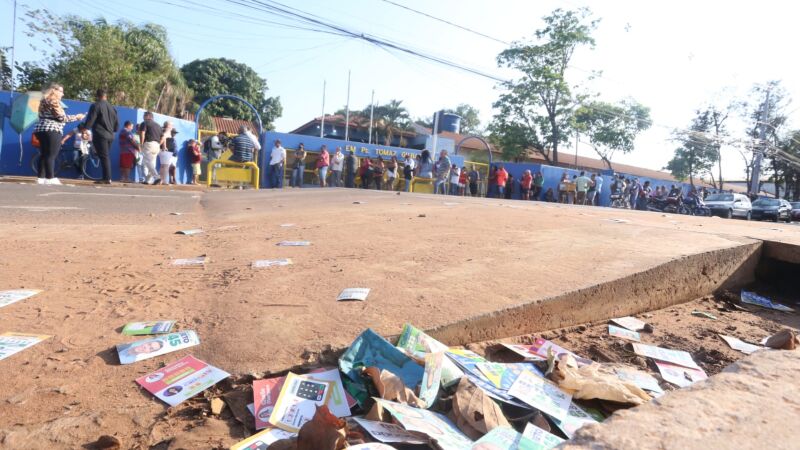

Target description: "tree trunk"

left=717, top=144, right=723, bottom=190
left=550, top=116, right=559, bottom=164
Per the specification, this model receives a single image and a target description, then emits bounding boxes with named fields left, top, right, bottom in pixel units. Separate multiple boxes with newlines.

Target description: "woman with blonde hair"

left=33, top=83, right=85, bottom=185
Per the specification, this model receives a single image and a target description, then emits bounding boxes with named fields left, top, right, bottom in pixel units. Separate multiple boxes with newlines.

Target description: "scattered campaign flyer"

left=253, top=376, right=286, bottom=430
left=552, top=403, right=603, bottom=439
left=655, top=360, right=707, bottom=388
left=252, top=258, right=292, bottom=269
left=175, top=229, right=203, bottom=235
left=171, top=256, right=207, bottom=267
left=614, top=368, right=663, bottom=393
left=0, top=289, right=41, bottom=309
left=718, top=334, right=762, bottom=355
left=445, top=349, right=535, bottom=408
left=116, top=330, right=200, bottom=365
left=396, top=323, right=463, bottom=387
left=136, top=355, right=230, bottom=407
left=740, top=290, right=794, bottom=312
left=522, top=423, right=566, bottom=449
left=528, top=338, right=593, bottom=366
left=0, top=332, right=51, bottom=361
left=610, top=316, right=647, bottom=332
left=352, top=417, right=427, bottom=445
left=501, top=343, right=547, bottom=361
left=122, top=320, right=176, bottom=336
left=307, top=368, right=351, bottom=418
left=476, top=362, right=506, bottom=388
left=471, top=426, right=539, bottom=450
left=229, top=427, right=297, bottom=450
left=419, top=352, right=444, bottom=408
left=374, top=399, right=473, bottom=450
left=269, top=372, right=333, bottom=432
left=337, top=288, right=370, bottom=302
left=508, top=370, right=572, bottom=423
left=276, top=241, right=311, bottom=247
left=629, top=343, right=701, bottom=370
left=608, top=324, right=641, bottom=342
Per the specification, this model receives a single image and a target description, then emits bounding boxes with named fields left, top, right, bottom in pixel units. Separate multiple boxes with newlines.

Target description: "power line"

left=379, top=0, right=510, bottom=45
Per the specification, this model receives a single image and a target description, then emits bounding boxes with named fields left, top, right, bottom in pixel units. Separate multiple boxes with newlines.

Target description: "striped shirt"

left=33, top=98, right=82, bottom=134
left=230, top=134, right=255, bottom=163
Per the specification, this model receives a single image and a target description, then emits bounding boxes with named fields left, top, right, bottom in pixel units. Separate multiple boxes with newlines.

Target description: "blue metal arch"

left=454, top=135, right=493, bottom=168
left=194, top=94, right=263, bottom=137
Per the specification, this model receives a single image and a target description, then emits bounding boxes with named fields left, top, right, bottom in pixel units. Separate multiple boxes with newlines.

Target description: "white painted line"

left=0, top=205, right=83, bottom=211
left=38, top=192, right=182, bottom=199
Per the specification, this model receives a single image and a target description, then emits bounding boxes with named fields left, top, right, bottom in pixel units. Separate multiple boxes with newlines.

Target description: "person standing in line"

left=358, top=158, right=372, bottom=189
left=629, top=178, right=641, bottom=210
left=118, top=121, right=139, bottom=183
left=230, top=125, right=256, bottom=163
left=166, top=128, right=179, bottom=185
left=157, top=121, right=174, bottom=185
left=403, top=158, right=414, bottom=192
left=290, top=143, right=306, bottom=188
left=638, top=180, right=652, bottom=210
left=243, top=126, right=261, bottom=160
left=575, top=170, right=591, bottom=205
left=495, top=165, right=508, bottom=198
left=467, top=165, right=480, bottom=197
left=60, top=123, right=92, bottom=179
left=458, top=166, right=467, bottom=196
left=344, top=150, right=356, bottom=188
left=520, top=169, right=533, bottom=200
left=316, top=144, right=330, bottom=187
left=138, top=111, right=163, bottom=185
left=372, top=157, right=385, bottom=190
left=331, top=147, right=345, bottom=187
left=505, top=173, right=514, bottom=200
left=84, top=89, right=119, bottom=184
left=587, top=173, right=598, bottom=206
left=532, top=171, right=544, bottom=200
left=385, top=156, right=398, bottom=191
left=187, top=139, right=202, bottom=185
left=434, top=150, right=451, bottom=195
left=416, top=150, right=433, bottom=178
left=269, top=139, right=286, bottom=188
left=33, top=83, right=85, bottom=185
left=448, top=164, right=460, bottom=195
left=488, top=166, right=497, bottom=198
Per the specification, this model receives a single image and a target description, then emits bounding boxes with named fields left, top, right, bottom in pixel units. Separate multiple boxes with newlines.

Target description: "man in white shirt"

left=330, top=147, right=345, bottom=187
left=404, top=154, right=415, bottom=171
left=244, top=127, right=261, bottom=152
left=269, top=139, right=287, bottom=188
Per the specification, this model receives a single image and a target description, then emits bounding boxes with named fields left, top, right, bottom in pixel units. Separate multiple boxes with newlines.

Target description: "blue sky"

left=3, top=0, right=799, bottom=179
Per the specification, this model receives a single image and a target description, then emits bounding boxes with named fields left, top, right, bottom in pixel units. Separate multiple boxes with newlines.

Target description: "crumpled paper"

left=362, top=367, right=426, bottom=408
left=450, top=376, right=510, bottom=440
left=551, top=354, right=651, bottom=405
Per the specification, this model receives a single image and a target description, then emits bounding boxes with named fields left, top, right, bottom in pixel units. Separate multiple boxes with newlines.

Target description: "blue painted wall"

left=0, top=91, right=197, bottom=183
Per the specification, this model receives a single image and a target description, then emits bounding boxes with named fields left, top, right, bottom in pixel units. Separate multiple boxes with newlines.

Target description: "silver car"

left=704, top=193, right=752, bottom=219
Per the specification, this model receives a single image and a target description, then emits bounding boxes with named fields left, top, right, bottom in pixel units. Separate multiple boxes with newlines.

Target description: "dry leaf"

left=364, top=401, right=389, bottom=422
left=297, top=405, right=347, bottom=450
left=451, top=377, right=510, bottom=440
left=267, top=439, right=297, bottom=450
left=363, top=367, right=426, bottom=408
left=553, top=355, right=651, bottom=405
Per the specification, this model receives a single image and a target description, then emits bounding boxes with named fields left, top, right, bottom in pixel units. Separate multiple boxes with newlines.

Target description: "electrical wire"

left=379, top=0, right=510, bottom=45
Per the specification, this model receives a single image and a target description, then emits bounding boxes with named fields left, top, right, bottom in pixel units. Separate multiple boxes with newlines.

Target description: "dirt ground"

left=0, top=180, right=798, bottom=449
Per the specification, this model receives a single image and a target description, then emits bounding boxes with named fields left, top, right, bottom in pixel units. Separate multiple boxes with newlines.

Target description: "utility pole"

left=344, top=70, right=351, bottom=142
left=749, top=90, right=770, bottom=196
left=431, top=111, right=440, bottom=155
left=368, top=90, right=375, bottom=145
left=319, top=80, right=326, bottom=138
left=10, top=0, right=17, bottom=96
left=574, top=132, right=579, bottom=167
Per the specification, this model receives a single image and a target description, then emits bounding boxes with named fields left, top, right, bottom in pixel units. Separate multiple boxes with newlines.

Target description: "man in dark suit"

left=84, top=89, right=119, bottom=184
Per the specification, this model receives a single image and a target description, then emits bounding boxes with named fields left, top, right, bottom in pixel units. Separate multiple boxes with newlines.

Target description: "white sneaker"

left=36, top=178, right=46, bottom=185
left=47, top=178, right=62, bottom=185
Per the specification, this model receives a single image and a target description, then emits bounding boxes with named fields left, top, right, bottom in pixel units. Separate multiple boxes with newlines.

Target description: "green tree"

left=666, top=110, right=719, bottom=187
left=742, top=81, right=790, bottom=197
left=573, top=100, right=651, bottom=170
left=448, top=104, right=482, bottom=135
left=0, top=48, right=11, bottom=90
left=14, top=61, right=49, bottom=91
left=491, top=8, right=598, bottom=163
left=181, top=58, right=282, bottom=130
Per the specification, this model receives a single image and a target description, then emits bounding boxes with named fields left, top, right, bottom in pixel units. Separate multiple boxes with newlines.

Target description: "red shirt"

left=496, top=169, right=508, bottom=186
left=189, top=143, right=202, bottom=164
left=521, top=173, right=533, bottom=189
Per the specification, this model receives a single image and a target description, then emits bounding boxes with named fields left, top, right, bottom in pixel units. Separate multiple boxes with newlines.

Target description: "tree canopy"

left=181, top=58, right=282, bottom=129
left=0, top=48, right=11, bottom=91
left=573, top=100, right=651, bottom=170
left=666, top=110, right=719, bottom=187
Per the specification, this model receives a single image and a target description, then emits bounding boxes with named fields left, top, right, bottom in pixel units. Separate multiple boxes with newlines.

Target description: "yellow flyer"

left=268, top=372, right=333, bottom=432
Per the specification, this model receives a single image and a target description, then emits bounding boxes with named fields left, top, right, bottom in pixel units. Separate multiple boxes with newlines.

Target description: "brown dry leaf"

left=364, top=401, right=389, bottom=422
left=451, top=377, right=510, bottom=440
left=553, top=355, right=651, bottom=405
left=296, top=405, right=347, bottom=450
left=222, top=389, right=254, bottom=428
left=362, top=367, right=425, bottom=408
left=267, top=439, right=298, bottom=450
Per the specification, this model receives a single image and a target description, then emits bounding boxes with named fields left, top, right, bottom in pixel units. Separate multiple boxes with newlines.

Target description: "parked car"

left=703, top=193, right=752, bottom=219
left=792, top=202, right=800, bottom=221
left=750, top=198, right=793, bottom=222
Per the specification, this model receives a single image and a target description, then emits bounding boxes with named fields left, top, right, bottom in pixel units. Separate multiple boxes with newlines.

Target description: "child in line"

left=458, top=166, right=467, bottom=196
left=449, top=164, right=460, bottom=195
left=188, top=139, right=202, bottom=184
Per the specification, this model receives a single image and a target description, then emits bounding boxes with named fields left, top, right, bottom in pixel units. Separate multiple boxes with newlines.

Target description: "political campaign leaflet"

left=470, top=426, right=539, bottom=450
left=501, top=343, right=547, bottom=361
left=614, top=368, right=663, bottom=393
left=522, top=423, right=566, bottom=450
left=307, top=368, right=351, bottom=418
left=136, top=355, right=230, bottom=407
left=276, top=241, right=311, bottom=247
left=608, top=324, right=641, bottom=342
left=0, top=289, right=41, bottom=309
left=476, top=362, right=505, bottom=388
left=551, top=403, right=603, bottom=439
left=395, top=324, right=463, bottom=387
left=253, top=376, right=286, bottom=430
left=175, top=229, right=203, bottom=235
left=419, top=352, right=444, bottom=408
left=374, top=399, right=473, bottom=450
left=508, top=370, right=572, bottom=423
left=229, top=427, right=296, bottom=450
left=171, top=256, right=207, bottom=267
left=610, top=316, right=647, bottom=332
left=629, top=343, right=701, bottom=370
left=269, top=372, right=333, bottom=432
left=445, top=349, right=535, bottom=408
left=116, top=330, right=200, bottom=365
left=654, top=360, right=707, bottom=388
left=337, top=288, right=370, bottom=301
left=740, top=290, right=794, bottom=312
left=528, top=338, right=592, bottom=365
left=252, top=258, right=292, bottom=269
left=122, top=320, right=176, bottom=336
left=0, top=332, right=50, bottom=361
left=352, top=417, right=428, bottom=445
left=718, top=334, right=762, bottom=355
